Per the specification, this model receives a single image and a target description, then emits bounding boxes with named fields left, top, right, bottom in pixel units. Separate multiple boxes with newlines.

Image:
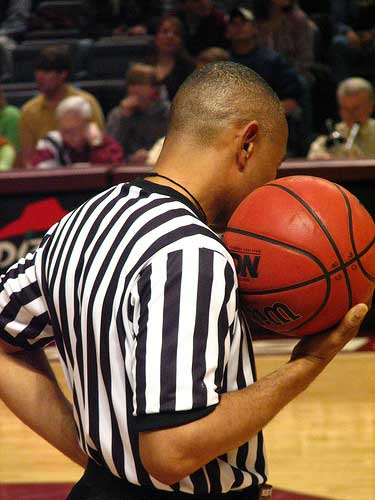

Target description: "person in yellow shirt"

left=308, top=77, right=375, bottom=160
left=19, top=44, right=105, bottom=167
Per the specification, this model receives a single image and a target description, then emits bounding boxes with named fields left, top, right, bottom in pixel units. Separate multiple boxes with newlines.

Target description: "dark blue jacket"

left=231, top=45, right=302, bottom=102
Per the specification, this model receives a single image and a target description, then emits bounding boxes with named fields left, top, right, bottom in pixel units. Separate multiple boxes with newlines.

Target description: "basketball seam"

left=336, top=184, right=375, bottom=283
left=226, top=226, right=373, bottom=333
left=266, top=182, right=353, bottom=308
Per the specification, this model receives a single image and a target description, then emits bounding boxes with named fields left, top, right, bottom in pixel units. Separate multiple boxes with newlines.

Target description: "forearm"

left=140, top=356, right=323, bottom=484
left=140, top=304, right=368, bottom=484
left=0, top=348, right=87, bottom=467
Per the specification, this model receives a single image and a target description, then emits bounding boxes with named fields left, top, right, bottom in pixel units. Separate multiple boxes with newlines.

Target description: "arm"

left=0, top=249, right=87, bottom=467
left=0, top=343, right=87, bottom=467
left=140, top=303, right=367, bottom=484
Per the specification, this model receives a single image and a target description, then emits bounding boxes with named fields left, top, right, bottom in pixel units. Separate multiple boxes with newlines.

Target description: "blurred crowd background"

left=1, top=0, right=375, bottom=171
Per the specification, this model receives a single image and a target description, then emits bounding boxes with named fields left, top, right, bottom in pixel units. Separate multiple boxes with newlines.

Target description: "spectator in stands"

left=19, top=45, right=105, bottom=167
left=330, top=0, right=375, bottom=84
left=0, top=0, right=31, bottom=80
left=308, top=77, right=375, bottom=160
left=175, top=0, right=228, bottom=55
left=30, top=96, right=123, bottom=169
left=150, top=16, right=195, bottom=100
left=0, top=85, right=20, bottom=152
left=226, top=5, right=307, bottom=156
left=107, top=63, right=170, bottom=165
left=252, top=0, right=316, bottom=80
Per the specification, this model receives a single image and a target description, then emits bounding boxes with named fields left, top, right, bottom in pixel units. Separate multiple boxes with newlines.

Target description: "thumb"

left=341, top=303, right=368, bottom=331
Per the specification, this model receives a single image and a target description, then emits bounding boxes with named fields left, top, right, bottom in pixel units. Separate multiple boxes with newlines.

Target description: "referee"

left=0, top=62, right=368, bottom=499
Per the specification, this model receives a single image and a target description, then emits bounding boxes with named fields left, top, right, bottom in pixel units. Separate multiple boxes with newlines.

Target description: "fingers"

left=290, top=303, right=369, bottom=365
left=339, top=303, right=368, bottom=330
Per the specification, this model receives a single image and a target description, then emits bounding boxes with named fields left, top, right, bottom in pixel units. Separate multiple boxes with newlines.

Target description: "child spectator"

left=106, top=63, right=170, bottom=165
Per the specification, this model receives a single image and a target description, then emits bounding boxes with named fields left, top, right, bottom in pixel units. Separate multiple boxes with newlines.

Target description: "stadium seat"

left=74, top=79, right=125, bottom=117
left=11, top=39, right=92, bottom=82
left=88, top=36, right=154, bottom=79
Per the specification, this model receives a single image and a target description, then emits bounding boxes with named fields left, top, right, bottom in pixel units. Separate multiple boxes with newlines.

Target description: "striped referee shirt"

left=0, top=178, right=267, bottom=494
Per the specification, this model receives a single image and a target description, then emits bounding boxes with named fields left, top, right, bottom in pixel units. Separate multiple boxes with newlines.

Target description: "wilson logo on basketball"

left=231, top=253, right=260, bottom=278
left=246, top=302, right=301, bottom=327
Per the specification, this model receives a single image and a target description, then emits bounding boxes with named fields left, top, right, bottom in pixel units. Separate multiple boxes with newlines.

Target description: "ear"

left=237, top=121, right=259, bottom=171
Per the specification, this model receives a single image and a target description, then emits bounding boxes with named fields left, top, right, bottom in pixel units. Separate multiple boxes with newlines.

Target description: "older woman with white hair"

left=29, top=95, right=124, bottom=169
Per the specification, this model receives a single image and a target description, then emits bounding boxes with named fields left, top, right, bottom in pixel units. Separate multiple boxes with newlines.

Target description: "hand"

left=290, top=303, right=368, bottom=366
left=309, top=151, right=332, bottom=161
left=121, top=95, right=140, bottom=117
left=86, top=122, right=103, bottom=147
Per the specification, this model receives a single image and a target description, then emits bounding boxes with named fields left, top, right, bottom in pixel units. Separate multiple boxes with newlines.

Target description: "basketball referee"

left=0, top=62, right=369, bottom=500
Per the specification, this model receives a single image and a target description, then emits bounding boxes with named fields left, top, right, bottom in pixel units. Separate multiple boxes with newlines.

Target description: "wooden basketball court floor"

left=0, top=342, right=374, bottom=500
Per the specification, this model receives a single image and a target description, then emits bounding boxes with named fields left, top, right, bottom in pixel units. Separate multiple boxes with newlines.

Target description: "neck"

left=145, top=172, right=208, bottom=223
left=152, top=134, right=236, bottom=228
left=158, top=53, right=176, bottom=64
left=44, top=84, right=67, bottom=104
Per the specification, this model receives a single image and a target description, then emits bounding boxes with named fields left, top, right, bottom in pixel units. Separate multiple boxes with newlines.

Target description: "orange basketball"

left=223, top=176, right=375, bottom=336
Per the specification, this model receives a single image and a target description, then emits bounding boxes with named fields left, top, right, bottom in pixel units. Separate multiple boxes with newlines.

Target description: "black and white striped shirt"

left=0, top=179, right=267, bottom=494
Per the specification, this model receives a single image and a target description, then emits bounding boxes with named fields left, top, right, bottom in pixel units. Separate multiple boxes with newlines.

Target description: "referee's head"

left=168, top=61, right=286, bottom=146
left=156, top=61, right=288, bottom=227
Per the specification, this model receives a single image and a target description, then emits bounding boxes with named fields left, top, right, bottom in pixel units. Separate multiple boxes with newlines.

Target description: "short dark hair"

left=168, top=61, right=285, bottom=144
left=34, top=45, right=72, bottom=75
left=126, top=63, right=158, bottom=87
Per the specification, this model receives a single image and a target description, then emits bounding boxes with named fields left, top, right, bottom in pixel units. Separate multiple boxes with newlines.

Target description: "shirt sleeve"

left=30, top=136, right=60, bottom=169
left=129, top=244, right=237, bottom=431
left=0, top=251, right=53, bottom=351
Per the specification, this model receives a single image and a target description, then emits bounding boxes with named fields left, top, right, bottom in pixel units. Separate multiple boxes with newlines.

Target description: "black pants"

left=67, top=460, right=268, bottom=499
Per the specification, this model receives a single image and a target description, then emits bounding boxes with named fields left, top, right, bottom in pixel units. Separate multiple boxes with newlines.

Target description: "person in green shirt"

left=0, top=85, right=20, bottom=152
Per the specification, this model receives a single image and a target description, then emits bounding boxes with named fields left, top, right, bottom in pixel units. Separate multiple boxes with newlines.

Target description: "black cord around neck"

left=142, top=172, right=208, bottom=224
